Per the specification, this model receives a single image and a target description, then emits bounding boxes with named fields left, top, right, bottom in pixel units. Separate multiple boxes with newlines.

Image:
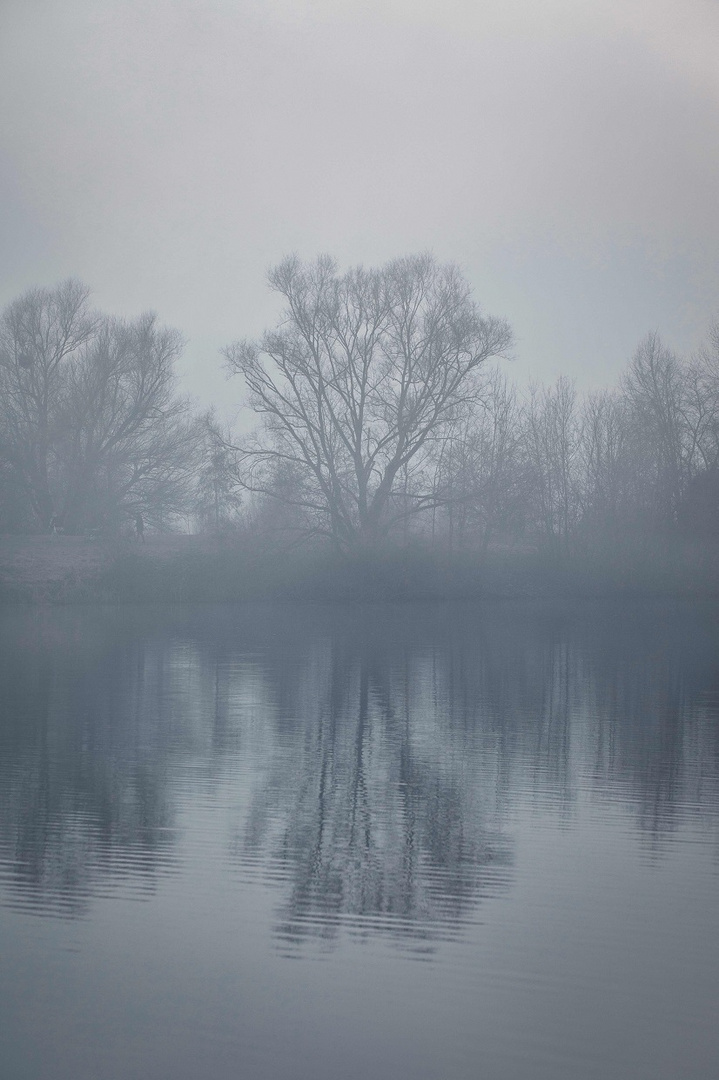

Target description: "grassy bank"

left=2, top=533, right=719, bottom=604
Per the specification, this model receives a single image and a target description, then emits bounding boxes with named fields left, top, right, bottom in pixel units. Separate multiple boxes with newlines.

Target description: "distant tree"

left=57, top=312, right=200, bottom=533
left=688, top=322, right=719, bottom=473
left=522, top=376, right=581, bottom=555
left=618, top=331, right=719, bottom=530
left=193, top=414, right=243, bottom=533
left=621, top=333, right=688, bottom=524
left=0, top=280, right=97, bottom=529
left=0, top=281, right=199, bottom=533
left=579, top=389, right=635, bottom=525
left=224, top=254, right=512, bottom=550
left=432, top=367, right=526, bottom=553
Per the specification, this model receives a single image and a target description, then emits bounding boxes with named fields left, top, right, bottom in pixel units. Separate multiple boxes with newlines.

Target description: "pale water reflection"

left=0, top=602, right=718, bottom=1079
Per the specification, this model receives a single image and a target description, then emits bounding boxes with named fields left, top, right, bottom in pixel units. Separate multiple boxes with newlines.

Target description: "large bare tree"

left=224, top=254, right=512, bottom=549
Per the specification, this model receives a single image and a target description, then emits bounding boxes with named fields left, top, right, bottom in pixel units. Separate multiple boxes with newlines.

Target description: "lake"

left=1, top=601, right=718, bottom=1080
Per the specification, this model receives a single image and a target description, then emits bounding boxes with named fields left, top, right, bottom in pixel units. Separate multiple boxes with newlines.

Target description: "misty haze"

left=1, top=2, right=719, bottom=1079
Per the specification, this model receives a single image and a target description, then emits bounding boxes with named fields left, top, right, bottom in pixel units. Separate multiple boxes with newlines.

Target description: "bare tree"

left=0, top=280, right=98, bottom=526
left=224, top=254, right=512, bottom=550
left=621, top=333, right=688, bottom=523
left=0, top=282, right=199, bottom=533
left=58, top=313, right=200, bottom=532
left=687, top=324, right=719, bottom=473
left=433, top=367, right=526, bottom=554
left=193, top=413, right=243, bottom=533
left=579, top=389, right=635, bottom=524
left=618, top=331, right=719, bottom=529
left=522, top=376, right=581, bottom=555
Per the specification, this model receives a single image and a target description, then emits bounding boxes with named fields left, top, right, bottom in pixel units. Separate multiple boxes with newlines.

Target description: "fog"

left=2, top=10, right=719, bottom=1068
left=2, top=0, right=719, bottom=412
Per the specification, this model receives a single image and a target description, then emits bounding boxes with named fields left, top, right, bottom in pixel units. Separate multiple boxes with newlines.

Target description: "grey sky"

left=2, top=0, right=718, bottom=414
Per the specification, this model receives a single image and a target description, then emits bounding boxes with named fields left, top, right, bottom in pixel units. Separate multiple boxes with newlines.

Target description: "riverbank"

left=0, top=535, right=214, bottom=604
left=1, top=533, right=718, bottom=604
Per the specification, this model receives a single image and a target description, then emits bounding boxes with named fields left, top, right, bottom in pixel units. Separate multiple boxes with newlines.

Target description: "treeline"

left=221, top=255, right=719, bottom=587
left=420, top=332, right=719, bottom=561
left=1, top=261, right=718, bottom=594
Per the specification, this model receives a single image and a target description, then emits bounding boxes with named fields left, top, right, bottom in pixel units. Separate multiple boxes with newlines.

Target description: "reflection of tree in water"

left=238, top=618, right=516, bottom=953
left=416, top=603, right=719, bottom=846
left=3, top=755, right=172, bottom=917
left=582, top=605, right=719, bottom=846
left=0, top=609, right=180, bottom=916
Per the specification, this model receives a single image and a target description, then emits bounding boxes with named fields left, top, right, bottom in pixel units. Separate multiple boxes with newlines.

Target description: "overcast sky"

left=2, top=0, right=718, bottom=415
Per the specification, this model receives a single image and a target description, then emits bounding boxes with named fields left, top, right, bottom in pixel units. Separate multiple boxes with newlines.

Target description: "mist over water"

left=1, top=602, right=718, bottom=1078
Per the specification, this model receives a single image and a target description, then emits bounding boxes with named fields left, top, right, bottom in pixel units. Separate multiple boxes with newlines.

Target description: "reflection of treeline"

left=0, top=603, right=717, bottom=924
left=579, top=605, right=719, bottom=840
left=0, top=608, right=182, bottom=915
left=2, top=267, right=719, bottom=598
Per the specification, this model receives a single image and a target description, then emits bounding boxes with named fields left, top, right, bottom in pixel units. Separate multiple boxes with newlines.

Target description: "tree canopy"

left=225, top=254, right=513, bottom=549
left=0, top=280, right=199, bottom=533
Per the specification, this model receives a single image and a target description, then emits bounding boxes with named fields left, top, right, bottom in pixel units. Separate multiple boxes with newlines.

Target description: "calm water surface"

left=1, top=602, right=718, bottom=1080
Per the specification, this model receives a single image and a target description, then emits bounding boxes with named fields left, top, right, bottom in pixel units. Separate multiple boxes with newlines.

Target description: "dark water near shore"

left=1, top=601, right=718, bottom=1080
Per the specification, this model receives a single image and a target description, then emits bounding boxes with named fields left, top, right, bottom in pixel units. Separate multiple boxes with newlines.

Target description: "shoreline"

left=1, top=534, right=718, bottom=605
